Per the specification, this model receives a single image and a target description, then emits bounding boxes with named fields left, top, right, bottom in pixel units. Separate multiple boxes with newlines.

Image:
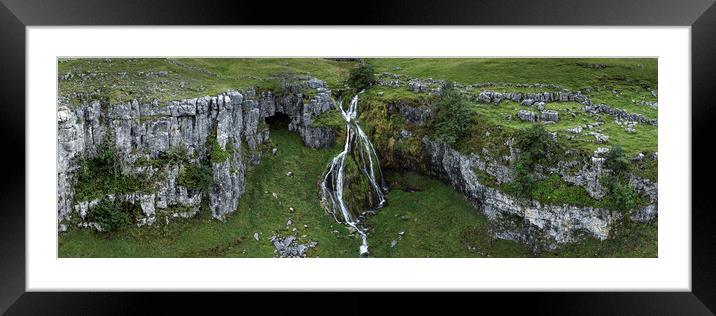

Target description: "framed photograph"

left=2, top=0, right=715, bottom=314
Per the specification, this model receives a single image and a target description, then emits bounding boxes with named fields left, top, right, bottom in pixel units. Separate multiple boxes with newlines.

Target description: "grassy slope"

left=58, top=58, right=356, bottom=104
left=368, top=172, right=529, bottom=257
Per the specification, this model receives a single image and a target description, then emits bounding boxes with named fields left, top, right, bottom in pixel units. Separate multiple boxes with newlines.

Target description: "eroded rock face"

left=57, top=79, right=337, bottom=231
left=418, top=138, right=657, bottom=250
left=287, top=85, right=338, bottom=148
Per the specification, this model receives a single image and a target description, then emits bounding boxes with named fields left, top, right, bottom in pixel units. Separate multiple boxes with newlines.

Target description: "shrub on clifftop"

left=514, top=124, right=559, bottom=169
left=346, top=61, right=375, bottom=92
left=432, top=82, right=472, bottom=145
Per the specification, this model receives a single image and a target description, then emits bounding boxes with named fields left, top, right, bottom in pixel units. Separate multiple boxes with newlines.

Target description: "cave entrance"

left=265, top=112, right=291, bottom=130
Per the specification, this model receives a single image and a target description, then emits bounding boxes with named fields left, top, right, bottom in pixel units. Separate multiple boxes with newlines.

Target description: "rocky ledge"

left=418, top=138, right=657, bottom=251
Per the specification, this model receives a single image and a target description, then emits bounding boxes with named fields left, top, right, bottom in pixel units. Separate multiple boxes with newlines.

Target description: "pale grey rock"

left=595, top=147, right=610, bottom=156
left=631, top=204, right=657, bottom=223
left=518, top=110, right=537, bottom=122
left=629, top=175, right=658, bottom=202
left=139, top=193, right=156, bottom=217
left=408, top=80, right=428, bottom=93
left=567, top=126, right=583, bottom=134
left=540, top=110, right=559, bottom=122
left=584, top=104, right=657, bottom=126
left=295, top=126, right=336, bottom=148
left=307, top=78, right=325, bottom=89
left=400, top=130, right=414, bottom=138
left=419, top=138, right=630, bottom=250
left=588, top=132, right=609, bottom=143
left=392, top=103, right=431, bottom=125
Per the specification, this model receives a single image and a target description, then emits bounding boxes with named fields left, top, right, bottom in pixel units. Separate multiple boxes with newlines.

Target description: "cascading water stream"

left=319, top=92, right=388, bottom=256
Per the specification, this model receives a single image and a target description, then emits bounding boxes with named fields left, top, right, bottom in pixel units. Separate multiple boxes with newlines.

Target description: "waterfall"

left=319, top=92, right=388, bottom=256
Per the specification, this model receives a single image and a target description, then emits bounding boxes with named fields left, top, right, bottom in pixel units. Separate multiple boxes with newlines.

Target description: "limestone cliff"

left=57, top=79, right=337, bottom=232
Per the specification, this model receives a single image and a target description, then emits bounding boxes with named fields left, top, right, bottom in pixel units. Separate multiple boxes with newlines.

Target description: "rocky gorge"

left=57, top=58, right=658, bottom=257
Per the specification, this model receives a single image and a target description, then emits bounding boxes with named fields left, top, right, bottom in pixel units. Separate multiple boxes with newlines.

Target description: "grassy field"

left=58, top=58, right=356, bottom=104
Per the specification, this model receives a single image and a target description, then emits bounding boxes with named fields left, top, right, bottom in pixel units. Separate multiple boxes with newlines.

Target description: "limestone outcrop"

left=57, top=79, right=337, bottom=232
left=419, top=138, right=657, bottom=250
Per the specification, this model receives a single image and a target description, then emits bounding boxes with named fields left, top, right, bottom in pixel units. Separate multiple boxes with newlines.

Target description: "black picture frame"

left=1, top=0, right=715, bottom=314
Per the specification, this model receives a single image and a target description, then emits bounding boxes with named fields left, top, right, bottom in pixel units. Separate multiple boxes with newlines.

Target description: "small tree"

left=433, top=82, right=472, bottom=145
left=514, top=124, right=558, bottom=169
left=346, top=61, right=375, bottom=91
left=87, top=200, right=132, bottom=232
left=508, top=124, right=560, bottom=198
left=601, top=145, right=640, bottom=212
left=604, top=145, right=628, bottom=176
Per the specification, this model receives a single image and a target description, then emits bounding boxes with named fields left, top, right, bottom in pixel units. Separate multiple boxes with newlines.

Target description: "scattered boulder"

left=588, top=132, right=609, bottom=143
left=521, top=99, right=535, bottom=106
left=567, top=126, right=583, bottom=134
left=400, top=130, right=414, bottom=138
left=254, top=232, right=260, bottom=241
left=518, top=110, right=537, bottom=122
left=594, top=147, right=610, bottom=156
left=631, top=204, right=657, bottom=223
left=408, top=80, right=428, bottom=93
left=307, top=78, right=325, bottom=89
left=269, top=235, right=315, bottom=258
left=540, top=110, right=559, bottom=122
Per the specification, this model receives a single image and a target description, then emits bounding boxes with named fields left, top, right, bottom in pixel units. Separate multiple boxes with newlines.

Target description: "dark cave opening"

left=265, top=112, right=291, bottom=130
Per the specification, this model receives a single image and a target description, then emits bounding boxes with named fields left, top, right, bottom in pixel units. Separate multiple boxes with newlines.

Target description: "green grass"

left=467, top=100, right=656, bottom=157
left=370, top=58, right=657, bottom=92
left=539, top=221, right=657, bottom=258
left=58, top=58, right=357, bottom=104
left=367, top=171, right=529, bottom=257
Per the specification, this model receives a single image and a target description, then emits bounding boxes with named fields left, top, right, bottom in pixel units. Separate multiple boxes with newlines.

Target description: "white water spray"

left=319, top=92, right=387, bottom=256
